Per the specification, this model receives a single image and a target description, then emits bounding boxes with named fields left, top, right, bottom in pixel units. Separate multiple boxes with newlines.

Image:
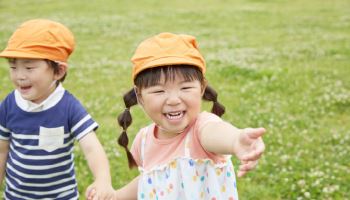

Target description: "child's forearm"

left=200, top=121, right=239, bottom=155
left=115, top=176, right=139, bottom=200
left=87, top=147, right=110, bottom=181
left=0, top=140, right=9, bottom=185
left=79, top=132, right=111, bottom=183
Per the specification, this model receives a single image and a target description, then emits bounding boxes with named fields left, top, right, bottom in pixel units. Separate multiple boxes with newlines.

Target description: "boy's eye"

left=182, top=87, right=193, bottom=90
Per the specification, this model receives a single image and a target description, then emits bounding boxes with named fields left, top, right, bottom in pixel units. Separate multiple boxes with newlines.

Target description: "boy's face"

left=9, top=58, right=60, bottom=104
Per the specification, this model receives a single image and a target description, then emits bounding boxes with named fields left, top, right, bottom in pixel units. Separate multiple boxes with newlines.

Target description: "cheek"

left=144, top=101, right=161, bottom=112
left=9, top=72, right=16, bottom=82
left=144, top=99, right=165, bottom=115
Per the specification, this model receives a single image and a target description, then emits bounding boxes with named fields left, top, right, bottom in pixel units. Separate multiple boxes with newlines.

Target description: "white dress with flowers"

left=137, top=128, right=239, bottom=200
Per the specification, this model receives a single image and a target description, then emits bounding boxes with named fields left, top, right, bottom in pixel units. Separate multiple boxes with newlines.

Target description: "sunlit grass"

left=1, top=0, right=349, bottom=199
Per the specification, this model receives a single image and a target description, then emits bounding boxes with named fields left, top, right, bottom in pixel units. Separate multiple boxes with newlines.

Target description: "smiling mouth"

left=164, top=111, right=185, bottom=120
left=19, top=85, right=32, bottom=92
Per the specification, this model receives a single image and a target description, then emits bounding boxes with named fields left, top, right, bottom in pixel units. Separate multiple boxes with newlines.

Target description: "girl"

left=95, top=32, right=265, bottom=199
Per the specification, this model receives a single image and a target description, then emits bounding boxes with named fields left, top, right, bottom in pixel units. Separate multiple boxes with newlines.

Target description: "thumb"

left=85, top=186, right=96, bottom=200
left=244, top=127, right=266, bottom=139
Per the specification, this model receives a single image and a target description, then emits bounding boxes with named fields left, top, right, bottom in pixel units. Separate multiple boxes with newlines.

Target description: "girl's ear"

left=54, top=63, right=67, bottom=80
left=201, top=79, right=208, bottom=96
left=134, top=86, right=144, bottom=106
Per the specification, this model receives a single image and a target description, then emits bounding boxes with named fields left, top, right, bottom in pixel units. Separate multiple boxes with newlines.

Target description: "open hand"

left=233, top=127, right=266, bottom=177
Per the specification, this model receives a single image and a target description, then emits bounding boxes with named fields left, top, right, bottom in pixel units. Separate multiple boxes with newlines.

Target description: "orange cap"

left=0, top=19, right=75, bottom=62
left=131, top=32, right=206, bottom=80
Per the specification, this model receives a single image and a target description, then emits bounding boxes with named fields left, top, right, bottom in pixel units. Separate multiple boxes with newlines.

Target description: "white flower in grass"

left=298, top=179, right=306, bottom=187
left=304, top=192, right=310, bottom=198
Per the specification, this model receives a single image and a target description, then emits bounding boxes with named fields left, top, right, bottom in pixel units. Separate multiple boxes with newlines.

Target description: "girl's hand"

left=85, top=180, right=115, bottom=200
left=85, top=186, right=96, bottom=200
left=233, top=127, right=266, bottom=177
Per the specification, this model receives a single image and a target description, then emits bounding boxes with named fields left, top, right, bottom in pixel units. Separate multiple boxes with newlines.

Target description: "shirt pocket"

left=39, top=126, right=64, bottom=152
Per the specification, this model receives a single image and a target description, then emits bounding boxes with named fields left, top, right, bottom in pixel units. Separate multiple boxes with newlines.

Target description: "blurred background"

left=0, top=0, right=349, bottom=199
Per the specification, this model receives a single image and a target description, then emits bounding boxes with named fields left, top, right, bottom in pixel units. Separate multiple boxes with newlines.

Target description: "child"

left=0, top=19, right=114, bottom=199
left=113, top=32, right=266, bottom=199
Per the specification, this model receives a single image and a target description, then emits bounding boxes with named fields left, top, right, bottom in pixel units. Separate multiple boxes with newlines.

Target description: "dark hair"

left=45, top=59, right=67, bottom=83
left=117, top=65, right=225, bottom=168
left=7, top=58, right=67, bottom=85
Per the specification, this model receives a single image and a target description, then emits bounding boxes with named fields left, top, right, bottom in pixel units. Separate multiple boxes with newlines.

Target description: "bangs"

left=134, top=65, right=204, bottom=88
left=7, top=58, right=16, bottom=64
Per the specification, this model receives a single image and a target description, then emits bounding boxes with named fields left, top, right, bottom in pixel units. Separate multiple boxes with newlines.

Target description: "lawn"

left=0, top=0, right=349, bottom=199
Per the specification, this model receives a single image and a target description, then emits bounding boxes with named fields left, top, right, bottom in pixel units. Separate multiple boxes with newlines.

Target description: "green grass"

left=1, top=0, right=349, bottom=199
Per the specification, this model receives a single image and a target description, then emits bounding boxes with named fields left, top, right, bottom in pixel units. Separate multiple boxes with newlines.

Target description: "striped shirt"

left=0, top=86, right=98, bottom=199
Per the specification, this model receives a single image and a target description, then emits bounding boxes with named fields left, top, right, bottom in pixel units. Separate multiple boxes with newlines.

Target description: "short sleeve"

left=0, top=98, right=10, bottom=140
left=196, top=111, right=223, bottom=132
left=68, top=95, right=99, bottom=140
left=192, top=112, right=227, bottom=161
left=130, top=128, right=147, bottom=167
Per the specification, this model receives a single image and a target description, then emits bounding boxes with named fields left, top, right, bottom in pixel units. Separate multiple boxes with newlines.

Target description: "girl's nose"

left=166, top=91, right=181, bottom=105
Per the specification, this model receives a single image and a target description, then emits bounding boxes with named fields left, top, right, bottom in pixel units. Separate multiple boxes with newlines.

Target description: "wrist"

left=94, top=176, right=112, bottom=185
left=231, top=128, right=241, bottom=155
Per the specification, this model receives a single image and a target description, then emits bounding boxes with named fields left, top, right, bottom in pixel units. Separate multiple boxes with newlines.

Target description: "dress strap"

left=184, top=131, right=191, bottom=157
left=140, top=127, right=148, bottom=166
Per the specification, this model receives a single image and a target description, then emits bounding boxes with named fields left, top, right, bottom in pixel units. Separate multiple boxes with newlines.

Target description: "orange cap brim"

left=133, top=56, right=206, bottom=80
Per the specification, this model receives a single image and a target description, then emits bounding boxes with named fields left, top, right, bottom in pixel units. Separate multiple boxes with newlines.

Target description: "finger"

left=237, top=160, right=258, bottom=177
left=102, top=193, right=112, bottom=200
left=85, top=186, right=91, bottom=198
left=240, top=138, right=265, bottom=161
left=240, top=149, right=263, bottom=161
left=244, top=127, right=266, bottom=139
left=239, top=160, right=258, bottom=172
left=92, top=193, right=99, bottom=200
left=85, top=187, right=96, bottom=199
left=255, top=138, right=265, bottom=154
left=237, top=169, right=248, bottom=177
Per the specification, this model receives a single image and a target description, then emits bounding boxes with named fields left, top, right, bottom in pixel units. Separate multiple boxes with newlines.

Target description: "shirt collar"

left=15, top=83, right=65, bottom=112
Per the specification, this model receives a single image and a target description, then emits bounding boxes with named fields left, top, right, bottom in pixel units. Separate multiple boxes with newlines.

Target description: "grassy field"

left=1, top=0, right=349, bottom=199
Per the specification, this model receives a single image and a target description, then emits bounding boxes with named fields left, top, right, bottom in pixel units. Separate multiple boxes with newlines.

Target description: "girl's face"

left=138, top=72, right=204, bottom=138
left=9, top=58, right=62, bottom=104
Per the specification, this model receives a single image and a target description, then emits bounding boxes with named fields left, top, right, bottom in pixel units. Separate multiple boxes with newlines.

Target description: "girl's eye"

left=152, top=90, right=164, bottom=94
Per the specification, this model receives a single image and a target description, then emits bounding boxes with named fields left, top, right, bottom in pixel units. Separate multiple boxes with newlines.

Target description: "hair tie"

left=125, top=107, right=130, bottom=112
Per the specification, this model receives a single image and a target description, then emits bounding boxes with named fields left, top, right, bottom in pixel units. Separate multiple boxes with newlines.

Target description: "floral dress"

left=137, top=128, right=239, bottom=200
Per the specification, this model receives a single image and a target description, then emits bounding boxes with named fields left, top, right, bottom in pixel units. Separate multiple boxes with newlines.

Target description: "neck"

left=154, top=125, right=186, bottom=139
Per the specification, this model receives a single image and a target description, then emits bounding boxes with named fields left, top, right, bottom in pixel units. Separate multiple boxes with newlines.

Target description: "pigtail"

left=117, top=88, right=138, bottom=168
left=202, top=85, right=225, bottom=117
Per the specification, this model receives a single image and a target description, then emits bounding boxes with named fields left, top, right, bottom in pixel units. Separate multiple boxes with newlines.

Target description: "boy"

left=0, top=19, right=114, bottom=199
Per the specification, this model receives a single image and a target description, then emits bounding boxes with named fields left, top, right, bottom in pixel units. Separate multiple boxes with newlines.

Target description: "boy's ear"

left=54, top=63, right=67, bottom=80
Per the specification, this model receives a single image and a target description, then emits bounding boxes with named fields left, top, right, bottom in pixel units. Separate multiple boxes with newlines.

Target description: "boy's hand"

left=85, top=180, right=115, bottom=200
left=233, top=127, right=266, bottom=177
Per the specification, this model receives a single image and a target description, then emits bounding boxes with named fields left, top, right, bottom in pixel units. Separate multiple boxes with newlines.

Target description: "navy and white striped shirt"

left=0, top=87, right=98, bottom=199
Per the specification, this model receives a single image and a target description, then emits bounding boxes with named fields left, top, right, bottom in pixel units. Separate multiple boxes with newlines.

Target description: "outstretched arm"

left=80, top=132, right=114, bottom=199
left=0, top=140, right=9, bottom=186
left=200, top=121, right=266, bottom=177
